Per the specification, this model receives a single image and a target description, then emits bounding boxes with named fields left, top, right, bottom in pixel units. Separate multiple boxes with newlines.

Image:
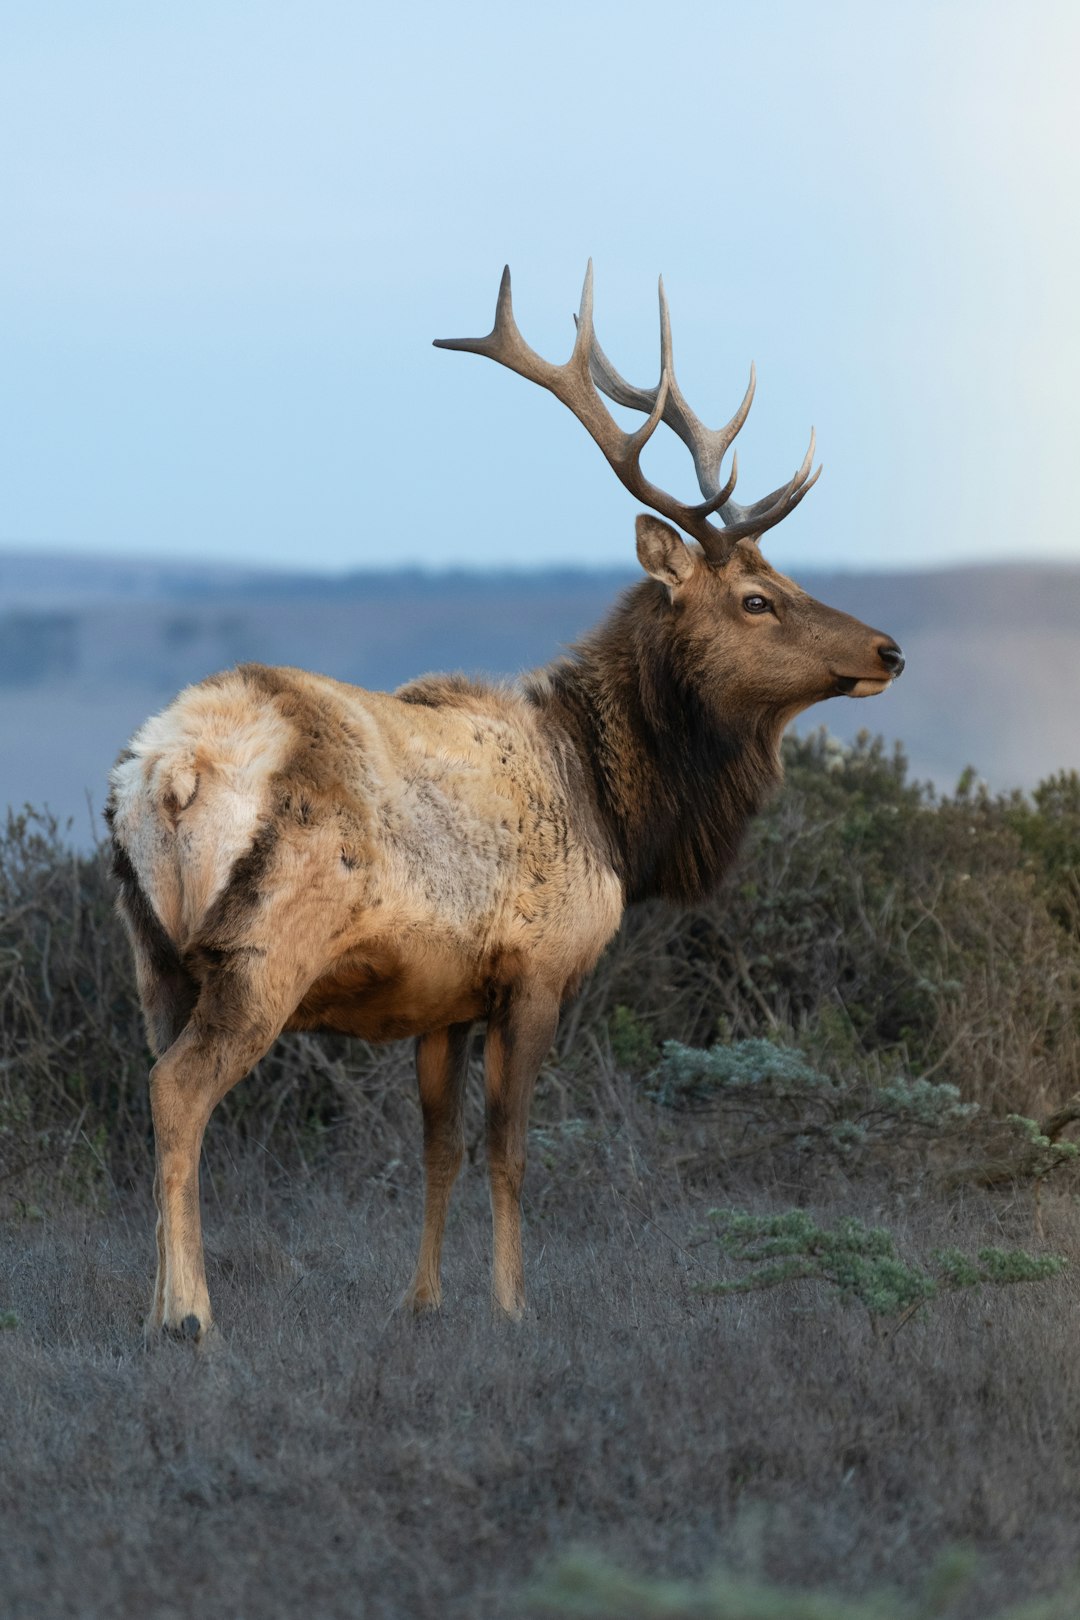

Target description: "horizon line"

left=2, top=542, right=1079, bottom=583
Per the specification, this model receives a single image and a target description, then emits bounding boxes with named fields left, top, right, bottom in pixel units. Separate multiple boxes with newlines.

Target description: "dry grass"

left=4, top=1082, right=1080, bottom=1620
left=3, top=742, right=1080, bottom=1616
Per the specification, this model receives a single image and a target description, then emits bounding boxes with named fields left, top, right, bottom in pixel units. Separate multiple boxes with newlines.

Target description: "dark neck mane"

left=526, top=580, right=783, bottom=905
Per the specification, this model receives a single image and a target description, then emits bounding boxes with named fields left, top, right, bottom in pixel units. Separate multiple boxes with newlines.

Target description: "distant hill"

left=2, top=549, right=1078, bottom=840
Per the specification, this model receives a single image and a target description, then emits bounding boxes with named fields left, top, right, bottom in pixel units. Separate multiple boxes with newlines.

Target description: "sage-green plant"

left=702, top=1209, right=1064, bottom=1335
left=648, top=1038, right=1080, bottom=1197
left=1001, top=1114, right=1080, bottom=1179
left=648, top=1038, right=980, bottom=1168
left=527, top=1550, right=1078, bottom=1619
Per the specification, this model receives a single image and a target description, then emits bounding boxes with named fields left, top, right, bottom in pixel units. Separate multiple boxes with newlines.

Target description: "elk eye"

left=743, top=594, right=771, bottom=615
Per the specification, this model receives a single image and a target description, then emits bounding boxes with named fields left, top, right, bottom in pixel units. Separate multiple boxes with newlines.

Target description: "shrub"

left=3, top=734, right=1079, bottom=1191
left=584, top=733, right=1080, bottom=1116
left=645, top=1036, right=1080, bottom=1198
left=702, top=1209, right=1065, bottom=1337
left=527, top=1550, right=1076, bottom=1619
left=649, top=1038, right=976, bottom=1144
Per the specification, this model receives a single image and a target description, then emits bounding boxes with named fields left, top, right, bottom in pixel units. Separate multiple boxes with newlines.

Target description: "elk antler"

left=434, top=263, right=821, bottom=561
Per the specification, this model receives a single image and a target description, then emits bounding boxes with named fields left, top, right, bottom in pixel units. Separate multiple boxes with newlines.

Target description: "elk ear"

left=635, top=515, right=695, bottom=589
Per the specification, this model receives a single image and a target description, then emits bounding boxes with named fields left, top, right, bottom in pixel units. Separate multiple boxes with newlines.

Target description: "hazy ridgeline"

left=2, top=553, right=1080, bottom=836
left=3, top=733, right=1080, bottom=1617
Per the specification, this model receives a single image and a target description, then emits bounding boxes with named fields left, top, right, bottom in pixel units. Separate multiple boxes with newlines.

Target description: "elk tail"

left=107, top=677, right=295, bottom=952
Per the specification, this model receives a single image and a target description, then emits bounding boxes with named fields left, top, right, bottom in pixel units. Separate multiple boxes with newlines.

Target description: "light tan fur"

left=109, top=688, right=294, bottom=948
left=113, top=668, right=623, bottom=1030
left=109, top=529, right=901, bottom=1344
left=109, top=265, right=905, bottom=1343
left=110, top=661, right=627, bottom=1335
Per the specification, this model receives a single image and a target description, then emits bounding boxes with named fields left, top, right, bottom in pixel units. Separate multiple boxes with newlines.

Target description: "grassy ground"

left=4, top=742, right=1080, bottom=1617
left=4, top=1079, right=1080, bottom=1620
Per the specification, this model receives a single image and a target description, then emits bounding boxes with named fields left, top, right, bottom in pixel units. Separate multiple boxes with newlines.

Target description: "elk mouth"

left=832, top=674, right=892, bottom=699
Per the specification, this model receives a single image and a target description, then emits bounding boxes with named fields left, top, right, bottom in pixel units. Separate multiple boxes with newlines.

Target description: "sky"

left=1, top=1, right=1078, bottom=575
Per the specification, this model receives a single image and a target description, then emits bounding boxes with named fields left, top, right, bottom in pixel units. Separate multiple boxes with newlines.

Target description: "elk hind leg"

left=147, top=957, right=295, bottom=1343
left=402, top=1022, right=473, bottom=1312
left=484, top=986, right=559, bottom=1319
left=124, top=936, right=200, bottom=1337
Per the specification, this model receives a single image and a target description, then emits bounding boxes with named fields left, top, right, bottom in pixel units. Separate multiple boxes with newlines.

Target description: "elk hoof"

left=159, top=1312, right=207, bottom=1345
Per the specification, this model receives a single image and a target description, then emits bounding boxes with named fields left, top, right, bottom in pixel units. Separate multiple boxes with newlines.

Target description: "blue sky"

left=1, top=1, right=1077, bottom=573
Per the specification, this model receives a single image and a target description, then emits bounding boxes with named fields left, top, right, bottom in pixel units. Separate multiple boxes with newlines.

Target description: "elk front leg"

left=146, top=960, right=292, bottom=1344
left=402, top=1022, right=473, bottom=1312
left=484, top=986, right=560, bottom=1319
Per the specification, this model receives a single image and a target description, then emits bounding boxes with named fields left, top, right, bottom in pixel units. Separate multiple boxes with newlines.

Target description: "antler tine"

left=581, top=283, right=824, bottom=548
left=716, top=456, right=823, bottom=544
left=654, top=276, right=749, bottom=509
left=581, top=322, right=656, bottom=413
left=719, top=427, right=818, bottom=528
left=435, top=266, right=819, bottom=559
left=584, top=277, right=755, bottom=510
left=569, top=258, right=671, bottom=465
left=434, top=265, right=562, bottom=390
left=435, top=264, right=681, bottom=523
left=568, top=259, right=596, bottom=376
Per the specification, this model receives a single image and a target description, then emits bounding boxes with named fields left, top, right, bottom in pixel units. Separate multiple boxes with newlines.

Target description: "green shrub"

left=583, top=733, right=1080, bottom=1117
left=702, top=1209, right=1064, bottom=1336
left=527, top=1550, right=1077, bottom=1619
left=3, top=734, right=1080, bottom=1189
left=649, top=1038, right=976, bottom=1153
left=644, top=1036, right=1080, bottom=1197
left=1000, top=1114, right=1080, bottom=1178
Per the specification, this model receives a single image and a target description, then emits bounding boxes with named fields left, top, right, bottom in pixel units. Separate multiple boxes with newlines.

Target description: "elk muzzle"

left=833, top=636, right=905, bottom=698
left=877, top=640, right=905, bottom=678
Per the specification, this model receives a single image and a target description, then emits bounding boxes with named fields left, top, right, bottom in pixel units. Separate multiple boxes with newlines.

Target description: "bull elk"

left=107, top=265, right=904, bottom=1342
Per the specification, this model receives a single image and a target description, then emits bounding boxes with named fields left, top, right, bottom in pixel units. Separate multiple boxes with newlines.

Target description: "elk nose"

left=877, top=640, right=905, bottom=678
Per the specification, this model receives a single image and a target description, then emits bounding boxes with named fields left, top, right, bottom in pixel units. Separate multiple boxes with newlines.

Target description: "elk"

left=106, top=265, right=903, bottom=1342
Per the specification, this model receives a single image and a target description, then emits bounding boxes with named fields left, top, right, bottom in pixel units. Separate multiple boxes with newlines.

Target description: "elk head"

left=435, top=264, right=904, bottom=725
